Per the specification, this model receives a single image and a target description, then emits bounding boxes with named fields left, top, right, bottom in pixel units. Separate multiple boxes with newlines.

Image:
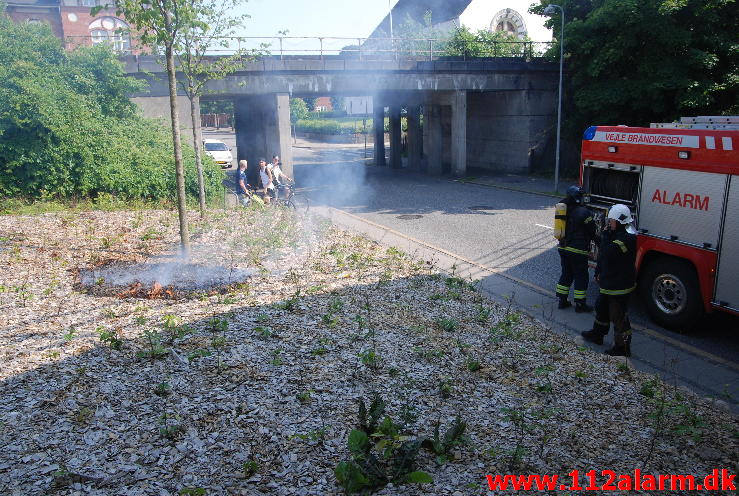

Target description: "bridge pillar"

left=451, top=90, right=467, bottom=177
left=272, top=94, right=293, bottom=178
left=234, top=93, right=293, bottom=185
left=425, top=105, right=443, bottom=175
left=406, top=105, right=422, bottom=171
left=389, top=104, right=402, bottom=169
left=373, top=104, right=386, bottom=166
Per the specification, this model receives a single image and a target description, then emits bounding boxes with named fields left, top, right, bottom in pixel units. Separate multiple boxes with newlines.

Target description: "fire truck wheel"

left=640, top=258, right=703, bottom=331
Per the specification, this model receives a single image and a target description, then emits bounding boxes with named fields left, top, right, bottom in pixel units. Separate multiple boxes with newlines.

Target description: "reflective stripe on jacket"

left=596, top=229, right=637, bottom=294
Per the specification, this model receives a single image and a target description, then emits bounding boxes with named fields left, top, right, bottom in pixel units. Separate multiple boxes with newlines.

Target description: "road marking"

left=329, top=207, right=739, bottom=373
left=535, top=223, right=554, bottom=230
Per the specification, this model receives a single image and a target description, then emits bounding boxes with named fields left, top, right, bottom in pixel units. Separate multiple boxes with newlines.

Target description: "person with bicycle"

left=258, top=158, right=274, bottom=204
left=235, top=160, right=253, bottom=207
left=271, top=155, right=293, bottom=199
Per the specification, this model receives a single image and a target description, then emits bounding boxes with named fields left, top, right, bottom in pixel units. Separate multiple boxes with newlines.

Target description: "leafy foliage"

left=0, top=16, right=223, bottom=201
left=443, top=27, right=536, bottom=57
left=335, top=393, right=470, bottom=493
left=530, top=0, right=738, bottom=137
left=422, top=417, right=468, bottom=464
left=289, top=98, right=309, bottom=124
left=336, top=395, right=431, bottom=494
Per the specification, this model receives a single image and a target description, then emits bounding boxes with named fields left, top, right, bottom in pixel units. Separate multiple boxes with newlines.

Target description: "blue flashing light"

left=583, top=126, right=597, bottom=140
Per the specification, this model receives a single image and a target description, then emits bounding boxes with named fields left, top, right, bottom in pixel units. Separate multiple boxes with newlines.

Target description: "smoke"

left=79, top=204, right=324, bottom=294
left=80, top=261, right=255, bottom=292
left=292, top=129, right=375, bottom=210
left=77, top=110, right=379, bottom=295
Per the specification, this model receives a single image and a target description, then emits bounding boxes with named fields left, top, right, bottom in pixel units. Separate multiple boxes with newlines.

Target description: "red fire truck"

left=579, top=116, right=739, bottom=330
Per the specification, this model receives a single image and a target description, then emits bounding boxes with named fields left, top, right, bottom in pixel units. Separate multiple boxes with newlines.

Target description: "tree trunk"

left=165, top=43, right=190, bottom=257
left=189, top=90, right=206, bottom=217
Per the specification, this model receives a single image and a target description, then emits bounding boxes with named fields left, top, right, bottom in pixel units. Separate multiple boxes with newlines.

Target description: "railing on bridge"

left=63, top=35, right=554, bottom=62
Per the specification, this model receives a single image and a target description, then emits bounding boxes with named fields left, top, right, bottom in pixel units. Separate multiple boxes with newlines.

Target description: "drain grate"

left=396, top=214, right=423, bottom=220
left=468, top=205, right=496, bottom=211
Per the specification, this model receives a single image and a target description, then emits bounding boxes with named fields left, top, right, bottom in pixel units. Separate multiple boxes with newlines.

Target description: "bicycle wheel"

left=273, top=198, right=294, bottom=209
left=290, top=194, right=310, bottom=212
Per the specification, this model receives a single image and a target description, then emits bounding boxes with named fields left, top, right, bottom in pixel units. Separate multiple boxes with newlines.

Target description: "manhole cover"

left=396, top=214, right=423, bottom=220
left=468, top=205, right=496, bottom=211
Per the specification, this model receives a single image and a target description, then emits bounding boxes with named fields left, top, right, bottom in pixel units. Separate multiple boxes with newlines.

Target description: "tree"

left=0, top=15, right=223, bottom=200
left=96, top=0, right=201, bottom=255
left=303, top=96, right=318, bottom=112
left=173, top=0, right=252, bottom=218
left=443, top=27, right=532, bottom=58
left=530, top=0, right=738, bottom=139
left=289, top=98, right=309, bottom=123
left=330, top=96, right=345, bottom=113
left=289, top=98, right=308, bottom=143
left=200, top=100, right=233, bottom=114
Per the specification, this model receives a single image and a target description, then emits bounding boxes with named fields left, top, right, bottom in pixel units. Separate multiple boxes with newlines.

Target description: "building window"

left=62, top=0, right=104, bottom=6
left=496, top=21, right=516, bottom=34
left=89, top=17, right=131, bottom=52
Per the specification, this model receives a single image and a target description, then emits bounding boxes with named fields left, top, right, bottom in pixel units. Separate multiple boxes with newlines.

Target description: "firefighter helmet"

left=608, top=204, right=633, bottom=224
left=566, top=185, right=584, bottom=200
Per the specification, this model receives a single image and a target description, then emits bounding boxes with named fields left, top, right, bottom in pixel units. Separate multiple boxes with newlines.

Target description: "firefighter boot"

left=557, top=295, right=572, bottom=310
left=605, top=332, right=632, bottom=357
left=574, top=300, right=593, bottom=313
left=580, top=329, right=604, bottom=345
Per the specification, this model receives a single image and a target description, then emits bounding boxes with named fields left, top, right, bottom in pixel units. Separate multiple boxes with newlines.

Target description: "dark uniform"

left=556, top=195, right=596, bottom=310
left=586, top=226, right=637, bottom=356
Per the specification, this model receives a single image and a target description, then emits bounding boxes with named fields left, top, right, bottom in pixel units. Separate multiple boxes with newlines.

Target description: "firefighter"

left=555, top=185, right=596, bottom=312
left=581, top=204, right=637, bottom=357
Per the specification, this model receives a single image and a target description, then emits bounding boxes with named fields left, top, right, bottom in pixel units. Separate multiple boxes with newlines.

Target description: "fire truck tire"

left=640, top=258, right=703, bottom=331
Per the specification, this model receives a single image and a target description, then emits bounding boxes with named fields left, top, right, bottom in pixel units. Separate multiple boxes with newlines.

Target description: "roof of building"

left=367, top=0, right=472, bottom=39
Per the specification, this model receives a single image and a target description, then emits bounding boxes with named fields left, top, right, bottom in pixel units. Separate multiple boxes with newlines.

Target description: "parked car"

left=203, top=139, right=233, bottom=168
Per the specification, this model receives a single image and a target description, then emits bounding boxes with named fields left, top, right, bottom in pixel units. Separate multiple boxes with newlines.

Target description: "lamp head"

left=543, top=4, right=559, bottom=15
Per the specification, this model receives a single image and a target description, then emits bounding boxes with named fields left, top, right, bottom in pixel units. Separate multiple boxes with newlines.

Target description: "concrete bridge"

left=125, top=55, right=560, bottom=179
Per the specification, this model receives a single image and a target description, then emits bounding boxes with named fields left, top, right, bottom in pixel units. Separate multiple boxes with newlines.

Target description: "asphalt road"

left=207, top=129, right=738, bottom=402
left=294, top=141, right=739, bottom=394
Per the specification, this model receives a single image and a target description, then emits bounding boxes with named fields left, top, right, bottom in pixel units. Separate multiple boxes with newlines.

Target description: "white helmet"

left=608, top=204, right=636, bottom=233
left=608, top=204, right=632, bottom=224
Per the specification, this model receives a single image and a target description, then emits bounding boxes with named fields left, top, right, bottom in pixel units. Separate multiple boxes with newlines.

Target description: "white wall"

left=458, top=0, right=552, bottom=41
left=346, top=96, right=373, bottom=116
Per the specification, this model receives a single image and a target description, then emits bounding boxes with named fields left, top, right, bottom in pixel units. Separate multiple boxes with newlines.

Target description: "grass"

left=0, top=194, right=222, bottom=216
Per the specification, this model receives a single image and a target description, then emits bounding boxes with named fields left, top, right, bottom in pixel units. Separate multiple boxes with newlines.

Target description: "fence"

left=201, top=113, right=232, bottom=129
left=63, top=35, right=553, bottom=61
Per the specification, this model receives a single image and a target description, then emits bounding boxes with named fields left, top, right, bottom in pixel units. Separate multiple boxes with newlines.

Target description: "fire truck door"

left=714, top=175, right=739, bottom=311
left=638, top=168, right=725, bottom=249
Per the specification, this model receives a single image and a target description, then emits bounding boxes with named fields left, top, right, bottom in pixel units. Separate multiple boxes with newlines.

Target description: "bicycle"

left=272, top=182, right=308, bottom=212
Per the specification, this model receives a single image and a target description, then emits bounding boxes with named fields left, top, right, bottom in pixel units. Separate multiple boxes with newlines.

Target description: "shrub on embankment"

left=0, top=14, right=223, bottom=202
left=296, top=118, right=355, bottom=135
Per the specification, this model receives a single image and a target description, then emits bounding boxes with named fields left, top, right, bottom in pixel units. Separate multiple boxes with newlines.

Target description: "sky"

left=231, top=0, right=551, bottom=54
left=237, top=0, right=399, bottom=38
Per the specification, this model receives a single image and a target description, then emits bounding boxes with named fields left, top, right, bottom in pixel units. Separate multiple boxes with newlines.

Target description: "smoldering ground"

left=76, top=206, right=325, bottom=297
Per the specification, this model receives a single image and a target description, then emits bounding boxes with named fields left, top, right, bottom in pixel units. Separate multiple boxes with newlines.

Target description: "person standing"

left=235, top=160, right=252, bottom=206
left=556, top=185, right=596, bottom=312
left=581, top=204, right=637, bottom=357
left=271, top=155, right=293, bottom=199
left=258, top=158, right=274, bottom=204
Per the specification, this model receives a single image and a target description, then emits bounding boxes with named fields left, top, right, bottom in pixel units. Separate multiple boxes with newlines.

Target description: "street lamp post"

left=544, top=4, right=564, bottom=194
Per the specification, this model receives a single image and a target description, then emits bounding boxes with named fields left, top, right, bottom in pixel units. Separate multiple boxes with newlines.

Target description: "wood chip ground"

left=0, top=208, right=736, bottom=495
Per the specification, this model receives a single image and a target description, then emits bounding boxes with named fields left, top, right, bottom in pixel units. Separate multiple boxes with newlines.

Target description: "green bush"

left=296, top=119, right=353, bottom=135
left=0, top=15, right=223, bottom=201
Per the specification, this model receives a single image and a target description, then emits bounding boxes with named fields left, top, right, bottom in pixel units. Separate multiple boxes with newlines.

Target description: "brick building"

left=5, top=0, right=135, bottom=53
left=314, top=97, right=333, bottom=112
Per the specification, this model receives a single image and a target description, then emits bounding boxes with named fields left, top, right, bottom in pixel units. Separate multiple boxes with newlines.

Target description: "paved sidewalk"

left=455, top=172, right=577, bottom=198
